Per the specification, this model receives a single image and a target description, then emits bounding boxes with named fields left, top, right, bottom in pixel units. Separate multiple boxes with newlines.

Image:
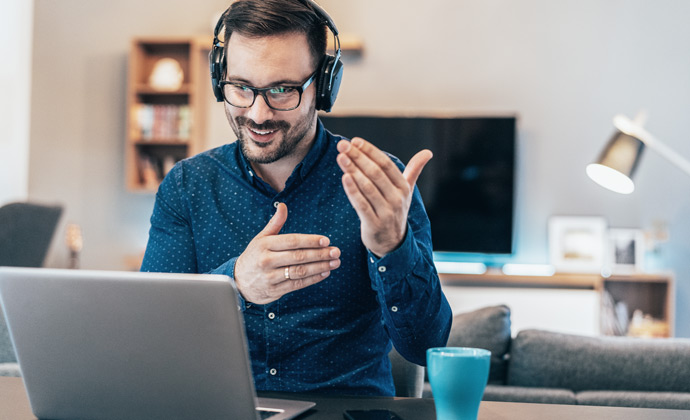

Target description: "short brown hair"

left=223, top=0, right=328, bottom=69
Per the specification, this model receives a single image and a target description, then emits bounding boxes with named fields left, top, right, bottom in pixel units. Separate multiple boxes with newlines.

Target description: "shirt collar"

left=237, top=118, right=329, bottom=191
left=295, top=119, right=328, bottom=180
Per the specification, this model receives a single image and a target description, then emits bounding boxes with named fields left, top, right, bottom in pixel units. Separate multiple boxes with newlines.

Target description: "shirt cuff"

left=366, top=223, right=422, bottom=286
left=209, top=256, right=250, bottom=311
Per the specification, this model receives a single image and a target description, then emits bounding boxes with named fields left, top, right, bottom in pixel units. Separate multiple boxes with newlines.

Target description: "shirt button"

left=378, top=266, right=387, bottom=273
left=273, top=201, right=280, bottom=208
left=370, top=257, right=375, bottom=263
left=269, top=368, right=277, bottom=376
left=391, top=306, right=399, bottom=312
left=268, top=312, right=276, bottom=320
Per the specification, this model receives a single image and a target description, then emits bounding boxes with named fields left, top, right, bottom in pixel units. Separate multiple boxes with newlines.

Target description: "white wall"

left=318, top=0, right=690, bottom=335
left=27, top=0, right=690, bottom=336
left=443, top=286, right=600, bottom=336
left=0, top=0, right=33, bottom=204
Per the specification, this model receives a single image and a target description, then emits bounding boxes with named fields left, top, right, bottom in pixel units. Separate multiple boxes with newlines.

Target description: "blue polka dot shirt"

left=141, top=120, right=452, bottom=396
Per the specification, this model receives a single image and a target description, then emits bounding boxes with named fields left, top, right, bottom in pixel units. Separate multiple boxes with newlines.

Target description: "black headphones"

left=209, top=0, right=343, bottom=112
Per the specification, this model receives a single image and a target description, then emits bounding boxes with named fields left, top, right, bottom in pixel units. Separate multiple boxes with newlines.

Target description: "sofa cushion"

left=446, top=305, right=511, bottom=384
left=483, top=385, right=576, bottom=405
left=576, top=391, right=690, bottom=410
left=507, top=329, right=690, bottom=393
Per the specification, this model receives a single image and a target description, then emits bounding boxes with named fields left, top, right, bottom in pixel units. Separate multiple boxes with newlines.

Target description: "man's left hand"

left=336, top=137, right=432, bottom=258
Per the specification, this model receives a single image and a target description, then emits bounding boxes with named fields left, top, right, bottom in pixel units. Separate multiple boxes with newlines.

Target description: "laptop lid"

left=0, top=267, right=314, bottom=420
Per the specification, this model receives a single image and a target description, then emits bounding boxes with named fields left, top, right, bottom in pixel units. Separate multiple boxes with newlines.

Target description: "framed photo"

left=548, top=216, right=607, bottom=273
left=607, top=228, right=645, bottom=273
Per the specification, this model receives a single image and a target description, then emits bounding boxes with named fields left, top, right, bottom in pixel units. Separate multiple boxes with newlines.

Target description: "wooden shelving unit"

left=124, top=34, right=363, bottom=192
left=125, top=37, right=209, bottom=192
left=440, top=270, right=675, bottom=337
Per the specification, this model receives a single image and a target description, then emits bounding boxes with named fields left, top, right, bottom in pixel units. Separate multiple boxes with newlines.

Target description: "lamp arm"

left=613, top=114, right=690, bottom=178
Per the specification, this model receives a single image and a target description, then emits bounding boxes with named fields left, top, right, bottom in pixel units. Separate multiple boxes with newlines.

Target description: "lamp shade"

left=586, top=130, right=645, bottom=194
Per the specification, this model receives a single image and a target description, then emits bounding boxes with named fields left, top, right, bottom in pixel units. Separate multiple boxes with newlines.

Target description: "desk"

left=1, top=377, right=687, bottom=419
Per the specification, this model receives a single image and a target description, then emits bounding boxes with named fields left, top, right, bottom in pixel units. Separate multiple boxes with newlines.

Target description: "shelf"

left=603, top=272, right=674, bottom=283
left=328, top=34, right=364, bottom=54
left=134, top=84, right=192, bottom=95
left=440, top=269, right=600, bottom=289
left=132, top=139, right=189, bottom=146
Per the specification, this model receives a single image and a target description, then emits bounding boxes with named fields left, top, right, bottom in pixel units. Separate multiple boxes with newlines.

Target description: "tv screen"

left=319, top=115, right=516, bottom=254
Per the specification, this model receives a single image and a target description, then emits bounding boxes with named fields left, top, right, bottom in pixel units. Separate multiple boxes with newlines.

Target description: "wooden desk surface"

left=2, top=376, right=688, bottom=420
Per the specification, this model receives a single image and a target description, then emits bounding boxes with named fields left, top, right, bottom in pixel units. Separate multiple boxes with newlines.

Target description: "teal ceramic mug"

left=427, top=347, right=491, bottom=420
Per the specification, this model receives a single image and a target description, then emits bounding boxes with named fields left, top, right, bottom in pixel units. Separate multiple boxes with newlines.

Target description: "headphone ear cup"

left=314, top=56, right=332, bottom=111
left=315, top=55, right=343, bottom=112
left=209, top=43, right=225, bottom=102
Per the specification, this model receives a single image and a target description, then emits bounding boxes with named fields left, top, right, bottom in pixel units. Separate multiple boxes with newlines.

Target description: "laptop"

left=0, top=267, right=315, bottom=420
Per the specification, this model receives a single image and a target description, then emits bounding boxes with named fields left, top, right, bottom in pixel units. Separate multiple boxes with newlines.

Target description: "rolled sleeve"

left=367, top=223, right=452, bottom=365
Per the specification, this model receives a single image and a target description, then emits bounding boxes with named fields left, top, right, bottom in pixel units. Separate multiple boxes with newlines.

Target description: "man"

left=141, top=0, right=451, bottom=396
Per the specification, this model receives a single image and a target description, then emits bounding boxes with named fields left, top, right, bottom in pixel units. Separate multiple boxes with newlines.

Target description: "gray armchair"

left=0, top=202, right=62, bottom=267
left=389, top=347, right=425, bottom=397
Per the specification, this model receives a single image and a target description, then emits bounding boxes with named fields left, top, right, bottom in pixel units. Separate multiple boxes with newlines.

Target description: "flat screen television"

left=319, top=114, right=517, bottom=255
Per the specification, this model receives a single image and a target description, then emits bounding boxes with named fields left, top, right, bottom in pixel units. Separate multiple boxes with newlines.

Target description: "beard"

left=228, top=102, right=316, bottom=164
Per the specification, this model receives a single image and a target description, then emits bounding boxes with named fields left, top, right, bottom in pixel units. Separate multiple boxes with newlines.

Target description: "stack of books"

left=130, top=104, right=191, bottom=141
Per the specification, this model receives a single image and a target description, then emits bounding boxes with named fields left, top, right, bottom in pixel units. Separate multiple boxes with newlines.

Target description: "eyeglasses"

left=219, top=71, right=317, bottom=111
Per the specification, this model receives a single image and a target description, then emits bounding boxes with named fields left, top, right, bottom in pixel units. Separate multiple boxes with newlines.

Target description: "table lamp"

left=586, top=112, right=690, bottom=194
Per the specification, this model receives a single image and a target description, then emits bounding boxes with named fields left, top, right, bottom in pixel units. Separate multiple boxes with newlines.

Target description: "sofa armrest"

left=445, top=305, right=512, bottom=384
left=389, top=347, right=424, bottom=398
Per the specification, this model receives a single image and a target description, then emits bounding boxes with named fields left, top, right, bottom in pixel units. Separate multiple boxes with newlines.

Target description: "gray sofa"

left=421, top=305, right=690, bottom=410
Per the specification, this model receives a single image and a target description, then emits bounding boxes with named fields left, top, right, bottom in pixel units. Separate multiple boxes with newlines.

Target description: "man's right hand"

left=233, top=203, right=341, bottom=305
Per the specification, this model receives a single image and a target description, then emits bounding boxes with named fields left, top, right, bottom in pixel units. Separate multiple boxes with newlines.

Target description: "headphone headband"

left=209, top=0, right=343, bottom=112
left=308, top=0, right=339, bottom=37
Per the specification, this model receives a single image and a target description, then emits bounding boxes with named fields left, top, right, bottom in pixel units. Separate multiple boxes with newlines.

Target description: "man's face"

left=224, top=32, right=318, bottom=164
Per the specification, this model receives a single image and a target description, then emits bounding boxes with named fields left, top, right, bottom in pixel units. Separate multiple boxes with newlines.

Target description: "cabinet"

left=439, top=270, right=674, bottom=337
left=601, top=274, right=673, bottom=337
left=125, top=37, right=208, bottom=192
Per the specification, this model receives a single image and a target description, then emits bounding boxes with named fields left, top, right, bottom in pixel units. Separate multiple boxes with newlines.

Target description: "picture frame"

left=607, top=228, right=645, bottom=273
left=548, top=216, right=607, bottom=273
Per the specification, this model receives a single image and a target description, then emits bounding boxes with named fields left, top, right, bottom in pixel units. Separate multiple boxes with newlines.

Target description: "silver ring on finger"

left=284, top=266, right=290, bottom=280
